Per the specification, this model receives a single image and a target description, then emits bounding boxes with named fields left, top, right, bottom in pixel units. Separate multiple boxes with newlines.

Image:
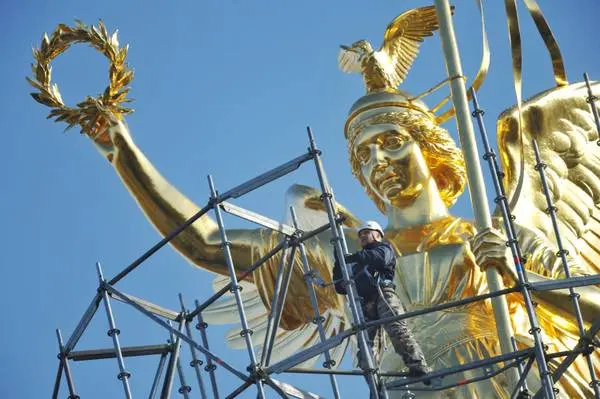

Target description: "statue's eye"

left=384, top=136, right=403, bottom=150
left=356, top=147, right=370, bottom=164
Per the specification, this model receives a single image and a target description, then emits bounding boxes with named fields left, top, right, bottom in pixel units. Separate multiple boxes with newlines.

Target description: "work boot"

left=408, top=365, right=432, bottom=386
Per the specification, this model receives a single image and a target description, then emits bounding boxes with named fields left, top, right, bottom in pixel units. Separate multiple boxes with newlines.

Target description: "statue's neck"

left=385, top=177, right=449, bottom=229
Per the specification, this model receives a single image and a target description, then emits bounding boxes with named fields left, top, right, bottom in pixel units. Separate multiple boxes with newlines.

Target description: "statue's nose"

left=372, top=145, right=389, bottom=163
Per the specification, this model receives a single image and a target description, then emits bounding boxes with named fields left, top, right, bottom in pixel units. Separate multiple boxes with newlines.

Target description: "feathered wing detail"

left=498, top=81, right=600, bottom=277
left=380, top=5, right=444, bottom=87
left=497, top=81, right=600, bottom=393
left=203, top=184, right=362, bottom=369
left=338, top=47, right=363, bottom=74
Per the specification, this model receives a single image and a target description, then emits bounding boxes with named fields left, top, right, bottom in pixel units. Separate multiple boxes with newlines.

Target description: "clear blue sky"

left=1, top=1, right=598, bottom=398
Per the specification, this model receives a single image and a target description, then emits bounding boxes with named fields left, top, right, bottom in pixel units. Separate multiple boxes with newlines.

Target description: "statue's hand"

left=88, top=117, right=133, bottom=163
left=469, top=228, right=518, bottom=285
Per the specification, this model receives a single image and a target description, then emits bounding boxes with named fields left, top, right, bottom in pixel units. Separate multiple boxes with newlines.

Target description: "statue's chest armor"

left=394, top=244, right=466, bottom=307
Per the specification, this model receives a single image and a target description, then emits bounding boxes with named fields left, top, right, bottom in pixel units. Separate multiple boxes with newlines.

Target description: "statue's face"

left=353, top=123, right=430, bottom=208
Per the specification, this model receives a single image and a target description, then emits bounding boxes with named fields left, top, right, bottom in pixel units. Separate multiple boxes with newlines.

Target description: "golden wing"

left=498, top=81, right=600, bottom=278
left=380, top=5, right=446, bottom=87
left=497, top=82, right=600, bottom=396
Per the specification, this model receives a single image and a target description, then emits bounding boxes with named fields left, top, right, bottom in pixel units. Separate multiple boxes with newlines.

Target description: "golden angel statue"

left=30, top=9, right=599, bottom=398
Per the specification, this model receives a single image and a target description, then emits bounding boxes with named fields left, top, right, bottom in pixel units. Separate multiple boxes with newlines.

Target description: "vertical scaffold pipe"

left=56, top=329, right=80, bottom=399
left=194, top=299, right=220, bottom=399
left=290, top=206, right=342, bottom=399
left=260, top=241, right=290, bottom=364
left=433, top=0, right=520, bottom=391
left=307, top=126, right=387, bottom=399
left=263, top=245, right=297, bottom=367
left=470, top=92, right=555, bottom=399
left=169, top=320, right=192, bottom=399
left=207, top=175, right=266, bottom=398
left=149, top=353, right=168, bottom=399
left=510, top=336, right=530, bottom=396
left=583, top=73, right=600, bottom=145
left=532, top=139, right=600, bottom=398
left=179, top=295, right=207, bottom=399
left=96, top=262, right=133, bottom=399
left=51, top=359, right=64, bottom=399
left=161, top=324, right=183, bottom=398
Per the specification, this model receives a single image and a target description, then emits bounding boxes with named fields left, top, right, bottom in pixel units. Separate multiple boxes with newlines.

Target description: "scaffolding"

left=52, top=81, right=600, bottom=399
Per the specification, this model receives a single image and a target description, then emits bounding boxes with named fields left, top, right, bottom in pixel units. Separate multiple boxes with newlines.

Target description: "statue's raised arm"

left=27, top=21, right=261, bottom=278
left=95, top=119, right=258, bottom=275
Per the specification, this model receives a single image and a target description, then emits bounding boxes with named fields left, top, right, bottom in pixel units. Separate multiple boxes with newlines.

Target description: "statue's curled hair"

left=348, top=111, right=466, bottom=213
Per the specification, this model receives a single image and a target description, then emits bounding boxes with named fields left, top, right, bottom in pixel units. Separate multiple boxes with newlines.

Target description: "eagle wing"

left=338, top=46, right=363, bottom=74
left=380, top=5, right=446, bottom=87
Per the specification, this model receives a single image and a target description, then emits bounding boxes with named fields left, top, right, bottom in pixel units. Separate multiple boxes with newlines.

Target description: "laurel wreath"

left=27, top=21, right=134, bottom=135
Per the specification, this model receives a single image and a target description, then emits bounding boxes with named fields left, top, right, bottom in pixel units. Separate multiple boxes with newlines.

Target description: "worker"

left=333, top=221, right=431, bottom=388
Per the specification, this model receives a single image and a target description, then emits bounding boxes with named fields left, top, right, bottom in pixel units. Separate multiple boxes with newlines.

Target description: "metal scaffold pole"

left=149, top=352, right=168, bottom=399
left=96, top=262, right=133, bottom=399
left=261, top=242, right=293, bottom=367
left=55, top=329, right=80, bottom=399
left=169, top=320, right=192, bottom=399
left=511, top=336, right=531, bottom=397
left=290, top=205, right=342, bottom=399
left=532, top=139, right=600, bottom=398
left=584, top=73, right=600, bottom=141
left=306, top=126, right=388, bottom=399
left=179, top=295, right=208, bottom=399
left=207, top=175, right=266, bottom=398
left=161, top=321, right=183, bottom=398
left=194, top=299, right=220, bottom=399
left=470, top=91, right=555, bottom=398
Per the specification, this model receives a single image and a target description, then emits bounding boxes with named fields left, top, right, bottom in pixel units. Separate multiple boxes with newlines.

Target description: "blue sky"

left=1, top=1, right=599, bottom=398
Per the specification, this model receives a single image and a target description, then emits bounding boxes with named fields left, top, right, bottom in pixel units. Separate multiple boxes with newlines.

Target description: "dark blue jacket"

left=332, top=241, right=396, bottom=300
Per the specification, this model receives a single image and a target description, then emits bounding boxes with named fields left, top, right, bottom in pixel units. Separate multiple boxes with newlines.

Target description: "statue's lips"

left=375, top=172, right=407, bottom=193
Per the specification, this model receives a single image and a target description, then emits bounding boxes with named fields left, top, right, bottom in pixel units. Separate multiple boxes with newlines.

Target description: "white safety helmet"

left=358, top=220, right=384, bottom=238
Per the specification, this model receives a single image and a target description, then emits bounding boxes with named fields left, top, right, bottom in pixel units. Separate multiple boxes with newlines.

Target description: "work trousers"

left=357, top=284, right=426, bottom=371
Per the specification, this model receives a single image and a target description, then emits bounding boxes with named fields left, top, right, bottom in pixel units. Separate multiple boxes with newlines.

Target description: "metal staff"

left=434, top=0, right=519, bottom=389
